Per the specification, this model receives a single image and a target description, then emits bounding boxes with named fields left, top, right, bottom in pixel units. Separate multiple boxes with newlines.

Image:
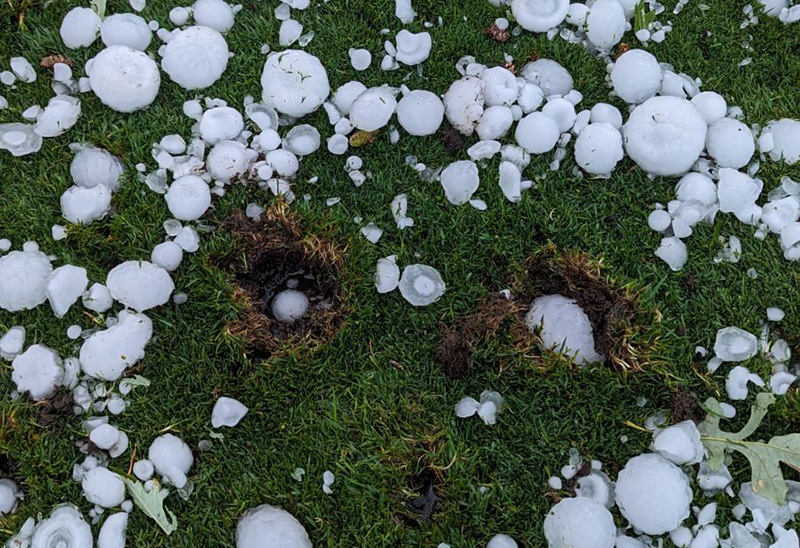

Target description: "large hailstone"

left=207, top=140, right=249, bottom=181
left=574, top=123, right=623, bottom=176
left=396, top=90, right=444, bottom=136
left=12, top=344, right=64, bottom=401
left=516, top=112, right=560, bottom=154
left=162, top=26, right=229, bottom=90
left=79, top=311, right=153, bottom=381
left=193, top=0, right=236, bottom=32
left=148, top=434, right=194, bottom=489
left=543, top=498, right=616, bottom=548
left=526, top=295, right=604, bottom=364
left=100, top=13, right=152, bottom=51
left=623, top=96, right=708, bottom=176
left=652, top=421, right=704, bottom=465
left=106, top=261, right=174, bottom=311
left=765, top=119, right=800, bottom=165
left=350, top=87, right=397, bottom=131
left=520, top=59, right=573, bottom=97
left=34, top=96, right=81, bottom=137
left=440, top=160, right=480, bottom=205
left=0, top=249, right=53, bottom=312
left=200, top=106, right=244, bottom=143
left=615, top=453, right=693, bottom=535
left=97, top=513, right=128, bottom=548
left=31, top=505, right=93, bottom=548
left=511, top=0, right=570, bottom=32
left=60, top=7, right=101, bottom=49
left=399, top=264, right=446, bottom=306
left=236, top=505, right=312, bottom=548
left=82, top=468, right=125, bottom=508
left=586, top=0, right=627, bottom=50
left=611, top=50, right=663, bottom=104
left=61, top=185, right=112, bottom=225
left=443, top=76, right=485, bottom=136
left=165, top=175, right=212, bottom=221
left=261, top=50, right=330, bottom=118
left=88, top=46, right=160, bottom=113
left=70, top=147, right=124, bottom=191
left=482, top=67, right=519, bottom=107
left=706, top=117, right=755, bottom=169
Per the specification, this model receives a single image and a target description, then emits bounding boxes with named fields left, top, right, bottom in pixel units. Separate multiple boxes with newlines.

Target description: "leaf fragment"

left=125, top=478, right=178, bottom=535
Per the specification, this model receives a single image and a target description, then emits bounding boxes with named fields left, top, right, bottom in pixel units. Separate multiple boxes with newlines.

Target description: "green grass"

left=1, top=0, right=800, bottom=546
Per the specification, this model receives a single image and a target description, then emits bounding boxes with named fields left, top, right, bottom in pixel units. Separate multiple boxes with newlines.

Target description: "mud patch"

left=441, top=127, right=466, bottom=154
left=35, top=390, right=75, bottom=426
left=398, top=463, right=443, bottom=527
left=219, top=205, right=346, bottom=358
left=669, top=388, right=706, bottom=425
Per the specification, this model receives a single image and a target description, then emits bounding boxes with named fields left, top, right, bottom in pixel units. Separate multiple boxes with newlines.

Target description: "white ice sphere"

left=100, top=13, right=152, bottom=50
left=261, top=50, right=330, bottom=118
left=266, top=149, right=299, bottom=178
left=97, top=513, right=128, bottom=548
left=441, top=160, right=480, bottom=205
left=543, top=497, right=616, bottom=548
left=763, top=197, right=800, bottom=234
left=655, top=237, right=688, bottom=271
left=706, top=118, right=755, bottom=169
left=149, top=434, right=193, bottom=488
left=271, top=289, right=309, bottom=323
left=691, top=92, right=727, bottom=124
left=349, top=48, right=372, bottom=71
left=511, top=0, right=570, bottom=32
left=375, top=256, right=400, bottom=293
left=767, top=307, right=786, bottom=321
left=586, top=0, right=626, bottom=49
left=169, top=6, right=190, bottom=24
left=332, top=81, right=367, bottom=116
left=165, top=175, right=212, bottom=221
left=477, top=106, right=514, bottom=140
left=208, top=140, right=248, bottom=182
left=623, top=97, right=708, bottom=176
left=394, top=30, right=431, bottom=65
left=487, top=534, right=518, bottom=548
left=766, top=119, right=800, bottom=165
left=61, top=184, right=112, bottom=225
left=151, top=241, right=183, bottom=271
left=0, top=326, right=25, bottom=360
left=193, top=0, right=235, bottom=32
left=162, top=26, right=229, bottom=90
left=12, top=344, right=63, bottom=401
left=590, top=103, right=623, bottom=129
left=0, top=478, right=20, bottom=515
left=520, top=59, right=573, bottom=97
left=88, top=46, right=160, bottom=113
left=90, top=424, right=121, bottom=450
left=481, top=67, right=518, bottom=107
left=83, top=283, right=113, bottom=313
left=350, top=86, right=397, bottom=131
left=652, top=421, right=704, bottom=465
left=34, top=96, right=81, bottom=137
left=717, top=168, right=762, bottom=214
left=46, top=265, right=89, bottom=318
left=31, top=505, right=93, bottom=548
left=283, top=125, right=321, bottom=156
left=444, top=76, right=485, bottom=136
left=615, top=453, right=692, bottom=535
left=106, top=261, right=174, bottom=311
left=516, top=111, right=560, bottom=154
left=82, top=467, right=125, bottom=508
left=133, top=460, right=154, bottom=481
left=726, top=365, right=764, bottom=400
left=80, top=311, right=152, bottom=380
left=212, top=396, right=249, bottom=428
left=574, top=123, right=623, bottom=176
left=647, top=209, right=671, bottom=232
left=714, top=326, right=757, bottom=362
left=675, top=173, right=717, bottom=205
left=397, top=90, right=444, bottom=136
left=526, top=294, right=604, bottom=365
left=71, top=147, right=124, bottom=191
left=542, top=98, right=576, bottom=133
left=399, top=264, right=445, bottom=306
left=236, top=505, right=312, bottom=548
left=200, top=106, right=244, bottom=144
left=60, top=7, right=101, bottom=49
left=611, top=50, right=663, bottom=104
left=0, top=249, right=52, bottom=312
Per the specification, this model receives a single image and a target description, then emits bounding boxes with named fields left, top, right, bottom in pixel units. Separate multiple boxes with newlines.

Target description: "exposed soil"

left=441, top=127, right=466, bottom=154
left=399, top=465, right=443, bottom=527
left=35, top=390, right=75, bottom=426
left=669, top=387, right=707, bottom=425
left=218, top=205, right=346, bottom=359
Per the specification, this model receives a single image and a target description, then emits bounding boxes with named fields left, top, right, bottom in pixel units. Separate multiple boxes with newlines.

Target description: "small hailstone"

left=349, top=48, right=372, bottom=71
left=455, top=397, right=480, bottom=418
left=271, top=289, right=309, bottom=323
left=52, top=224, right=68, bottom=241
left=322, top=471, right=335, bottom=495
left=714, top=327, right=758, bottom=362
left=726, top=365, right=765, bottom=400
left=67, top=325, right=83, bottom=339
left=82, top=467, right=126, bottom=508
left=652, top=421, right=704, bottom=465
left=82, top=283, right=113, bottom=313
left=175, top=226, right=200, bottom=252
left=133, top=460, right=154, bottom=481
left=279, top=19, right=303, bottom=46
left=398, top=264, right=445, bottom=306
left=548, top=476, right=563, bottom=490
left=361, top=223, right=383, bottom=243
left=477, top=390, right=503, bottom=425
left=375, top=256, right=400, bottom=293
left=655, top=237, right=688, bottom=271
left=440, top=161, right=480, bottom=205
left=544, top=498, right=615, bottom=548
left=173, top=293, right=188, bottom=305
left=292, top=468, right=305, bottom=482
left=767, top=307, right=785, bottom=321
left=211, top=396, right=249, bottom=428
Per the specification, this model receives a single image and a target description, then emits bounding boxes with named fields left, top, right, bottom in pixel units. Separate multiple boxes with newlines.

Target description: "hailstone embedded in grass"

left=266, top=149, right=300, bottom=178
left=79, top=311, right=153, bottom=381
left=398, top=264, right=445, bottom=306
left=199, top=106, right=244, bottom=144
left=515, top=112, right=560, bottom=154
left=212, top=396, right=249, bottom=428
left=100, top=13, right=152, bottom=50
left=0, top=123, right=43, bottom=156
left=350, top=86, right=397, bottom=131
left=443, top=76, right=485, bottom=136
left=714, top=326, right=758, bottom=362
left=375, top=255, right=401, bottom=293
left=574, top=123, right=624, bottom=177
left=611, top=49, right=663, bottom=104
left=526, top=294, right=604, bottom=364
left=396, top=90, right=444, bottom=136
left=542, top=98, right=577, bottom=133
left=655, top=236, right=688, bottom=271
left=88, top=46, right=161, bottom=113
left=706, top=118, right=755, bottom=169
left=162, top=26, right=229, bottom=90
left=82, top=467, right=125, bottom=508
left=726, top=365, right=764, bottom=400
left=590, top=104, right=623, bottom=129
left=0, top=248, right=53, bottom=312
left=46, top=265, right=89, bottom=318
left=236, top=505, right=312, bottom=548
left=271, top=289, right=309, bottom=323
left=543, top=497, right=616, bottom=548
left=31, top=504, right=93, bottom=548
left=394, top=30, right=432, bottom=65
left=261, top=50, right=330, bottom=118
left=675, top=173, right=717, bottom=206
left=106, top=261, right=174, bottom=311
left=149, top=433, right=194, bottom=489
left=89, top=424, right=121, bottom=450
left=193, top=0, right=236, bottom=32
left=10, top=57, right=36, bottom=83
left=60, top=7, right=101, bottom=49
left=652, top=421, right=704, bottom=465
left=511, top=0, right=570, bottom=32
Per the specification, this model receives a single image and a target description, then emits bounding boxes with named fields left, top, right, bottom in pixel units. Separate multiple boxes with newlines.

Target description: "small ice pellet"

left=53, top=63, right=73, bottom=82
left=495, top=17, right=509, bottom=30
left=121, top=500, right=134, bottom=513
left=648, top=209, right=672, bottom=232
left=322, top=470, right=335, bottom=494
left=173, top=293, right=188, bottom=305
left=548, top=476, right=563, bottom=490
left=51, top=224, right=67, bottom=241
left=67, top=325, right=82, bottom=339
left=326, top=197, right=341, bottom=206
left=767, top=307, right=785, bottom=322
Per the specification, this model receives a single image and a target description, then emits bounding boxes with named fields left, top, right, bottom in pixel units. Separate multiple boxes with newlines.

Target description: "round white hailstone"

left=88, top=46, right=160, bottom=113
left=574, top=123, right=624, bottom=176
left=0, top=123, right=43, bottom=157
left=169, top=6, right=190, bottom=25
left=261, top=50, right=330, bottom=118
left=623, top=97, right=708, bottom=176
left=349, top=48, right=372, bottom=71
left=477, top=106, right=514, bottom=141
left=211, top=396, right=249, bottom=428
left=766, top=119, right=800, bottom=165
left=515, top=112, right=560, bottom=154
left=283, top=125, right=321, bottom=156
left=675, top=173, right=717, bottom=205
left=11, top=344, right=63, bottom=401
left=133, top=460, right=154, bottom=481
left=706, top=118, right=755, bottom=169
left=526, top=295, right=604, bottom=364
left=443, top=76, right=485, bottom=136
left=396, top=90, right=444, bottom=136
left=82, top=467, right=125, bottom=508
left=165, top=175, right=211, bottom=221
left=611, top=50, right=663, bottom=104
left=543, top=498, right=616, bottom=548
left=615, top=453, right=693, bottom=535
left=236, top=505, right=312, bottom=548
left=34, top=96, right=81, bottom=138
left=350, top=87, right=397, bottom=131
left=0, top=249, right=53, bottom=312
left=0, top=478, right=20, bottom=515
left=440, top=160, right=480, bottom=205
left=398, top=264, right=446, bottom=307
left=647, top=209, right=671, bottom=232
left=487, top=534, right=518, bottom=548
left=266, top=149, right=300, bottom=178
left=200, top=106, right=244, bottom=144
left=481, top=66, right=518, bottom=107
left=332, top=81, right=367, bottom=116
left=590, top=103, right=623, bottom=129
left=148, top=434, right=194, bottom=487
left=586, top=0, right=626, bottom=49
left=257, top=128, right=282, bottom=151
left=61, top=185, right=112, bottom=225
left=31, top=505, right=93, bottom=548
left=193, top=0, right=235, bottom=32
left=60, top=7, right=101, bottom=49
left=375, top=256, right=401, bottom=293
left=652, top=421, right=704, bottom=465
left=271, top=289, right=309, bottom=323
left=90, top=424, right=121, bottom=450
left=100, top=13, right=152, bottom=50
left=690, top=92, right=727, bottom=124
left=151, top=241, right=183, bottom=271
left=394, top=30, right=432, bottom=65
left=83, top=283, right=113, bottom=313
left=520, top=59, right=573, bottom=97
left=542, top=98, right=577, bottom=133
left=511, top=0, right=570, bottom=32
left=162, top=26, right=229, bottom=90
left=106, top=261, right=174, bottom=311
left=70, top=148, right=124, bottom=191
left=97, top=513, right=128, bottom=548
left=327, top=134, right=349, bottom=155
left=207, top=140, right=249, bottom=182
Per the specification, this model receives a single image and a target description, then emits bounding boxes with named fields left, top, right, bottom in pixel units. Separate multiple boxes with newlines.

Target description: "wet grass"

left=1, top=0, right=800, bottom=546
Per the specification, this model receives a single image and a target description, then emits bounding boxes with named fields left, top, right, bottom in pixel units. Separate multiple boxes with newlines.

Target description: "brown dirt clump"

left=441, top=127, right=466, bottom=154
left=218, top=204, right=346, bottom=359
left=669, top=388, right=707, bottom=425
left=35, top=390, right=75, bottom=426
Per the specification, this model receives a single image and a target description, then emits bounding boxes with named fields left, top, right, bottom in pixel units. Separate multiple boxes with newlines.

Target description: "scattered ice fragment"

left=34, top=96, right=81, bottom=137
left=46, top=265, right=89, bottom=318
left=398, top=264, right=445, bottom=306
left=575, top=472, right=614, bottom=508
left=271, top=289, right=309, bottom=323
left=10, top=57, right=36, bottom=83
left=322, top=471, right=335, bottom=495
left=83, top=283, right=113, bottom=313
left=236, top=505, right=312, bottom=548
left=375, top=256, right=400, bottom=294
left=0, top=123, right=43, bottom=156
left=0, top=478, right=21, bottom=515
left=279, top=19, right=304, bottom=46
left=498, top=161, right=522, bottom=202
left=655, top=237, right=688, bottom=271
left=477, top=391, right=504, bottom=425
left=162, top=26, right=229, bottom=90
left=90, top=424, right=121, bottom=450
left=725, top=365, right=764, bottom=400
left=88, top=46, right=161, bottom=113
left=60, top=7, right=101, bottom=49
left=652, top=421, right=704, bottom=465
left=149, top=433, right=193, bottom=488
left=80, top=311, right=153, bottom=381
left=106, top=261, right=174, bottom=311
left=0, top=248, right=53, bottom=312
left=61, top=184, right=112, bottom=225
left=543, top=497, right=616, bottom=548
left=648, top=209, right=671, bottom=232
left=262, top=50, right=330, bottom=118
left=525, top=295, right=603, bottom=364
left=765, top=119, right=800, bottom=165
left=212, top=397, right=249, bottom=428
left=455, top=396, right=480, bottom=418
left=714, top=326, right=758, bottom=362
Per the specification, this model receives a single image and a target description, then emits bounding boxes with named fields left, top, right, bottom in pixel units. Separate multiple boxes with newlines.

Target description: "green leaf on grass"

left=634, top=0, right=656, bottom=32
left=90, top=0, right=107, bottom=18
left=125, top=375, right=151, bottom=388
left=125, top=478, right=178, bottom=535
left=699, top=392, right=800, bottom=505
